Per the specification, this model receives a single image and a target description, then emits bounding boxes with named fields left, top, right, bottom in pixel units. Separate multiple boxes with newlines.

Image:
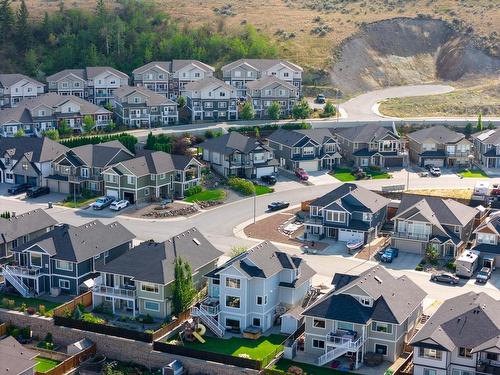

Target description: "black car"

left=430, top=272, right=459, bottom=285
left=260, top=175, right=277, bottom=185
left=7, top=183, right=33, bottom=195
left=26, top=186, right=50, bottom=198
left=268, top=201, right=290, bottom=211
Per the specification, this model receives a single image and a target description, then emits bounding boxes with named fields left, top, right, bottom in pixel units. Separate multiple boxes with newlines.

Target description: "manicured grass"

left=60, top=197, right=97, bottom=208
left=35, top=357, right=61, bottom=373
left=330, top=168, right=356, bottom=182
left=458, top=169, right=489, bottom=178
left=367, top=170, right=391, bottom=179
left=0, top=292, right=61, bottom=313
left=272, top=358, right=351, bottom=375
left=179, top=334, right=285, bottom=363
left=254, top=184, right=274, bottom=196
left=184, top=189, right=226, bottom=202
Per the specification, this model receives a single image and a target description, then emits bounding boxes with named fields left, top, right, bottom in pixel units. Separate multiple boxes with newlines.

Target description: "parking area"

left=0, top=183, right=66, bottom=205
left=306, top=170, right=336, bottom=186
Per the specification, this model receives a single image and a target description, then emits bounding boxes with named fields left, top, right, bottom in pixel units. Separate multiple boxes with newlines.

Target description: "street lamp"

left=253, top=188, right=256, bottom=224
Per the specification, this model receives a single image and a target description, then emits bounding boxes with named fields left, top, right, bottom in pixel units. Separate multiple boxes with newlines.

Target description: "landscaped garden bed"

left=0, top=291, right=61, bottom=316
left=228, top=177, right=274, bottom=196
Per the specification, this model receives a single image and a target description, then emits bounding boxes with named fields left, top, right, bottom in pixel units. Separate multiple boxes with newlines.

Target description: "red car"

left=295, top=168, right=309, bottom=181
left=491, top=184, right=500, bottom=196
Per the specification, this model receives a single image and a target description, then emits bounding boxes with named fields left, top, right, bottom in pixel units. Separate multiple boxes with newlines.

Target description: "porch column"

left=132, top=300, right=136, bottom=318
left=112, top=297, right=115, bottom=315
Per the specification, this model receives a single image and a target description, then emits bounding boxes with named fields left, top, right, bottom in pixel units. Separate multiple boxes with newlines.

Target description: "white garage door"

left=339, top=229, right=364, bottom=243
left=299, top=160, right=319, bottom=172
left=256, top=166, right=275, bottom=178
left=106, top=189, right=119, bottom=199
left=393, top=239, right=423, bottom=254
left=424, top=159, right=444, bottom=167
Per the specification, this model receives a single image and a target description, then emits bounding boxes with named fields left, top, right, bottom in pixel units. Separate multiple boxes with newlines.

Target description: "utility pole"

left=253, top=190, right=256, bottom=224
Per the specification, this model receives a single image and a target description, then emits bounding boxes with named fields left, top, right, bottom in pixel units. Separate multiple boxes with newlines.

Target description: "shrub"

left=144, top=329, right=154, bottom=334
left=81, top=312, right=105, bottom=324
left=20, top=303, right=27, bottom=313
left=27, top=307, right=36, bottom=315
left=1, top=298, right=9, bottom=307
left=10, top=328, right=20, bottom=338
left=369, top=165, right=381, bottom=171
left=142, top=314, right=155, bottom=324
left=228, top=177, right=255, bottom=196
left=185, top=185, right=203, bottom=197
left=38, top=305, right=46, bottom=316
left=20, top=326, right=31, bottom=339
left=446, top=262, right=457, bottom=272
left=44, top=333, right=53, bottom=344
left=415, top=264, right=424, bottom=271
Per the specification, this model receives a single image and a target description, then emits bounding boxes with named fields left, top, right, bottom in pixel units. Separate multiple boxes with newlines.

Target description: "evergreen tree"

left=16, top=0, right=30, bottom=50
left=488, top=121, right=495, bottom=130
left=177, top=96, right=186, bottom=108
left=82, top=115, right=95, bottom=133
left=0, top=0, right=14, bottom=42
left=240, top=101, right=255, bottom=120
left=476, top=113, right=483, bottom=132
left=464, top=122, right=473, bottom=135
left=322, top=100, right=336, bottom=117
left=292, top=99, right=312, bottom=120
left=172, top=257, right=196, bottom=315
left=267, top=101, right=281, bottom=122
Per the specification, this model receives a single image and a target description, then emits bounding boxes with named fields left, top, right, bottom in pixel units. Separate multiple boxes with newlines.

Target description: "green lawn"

left=367, top=170, right=391, bottom=180
left=330, top=168, right=356, bottom=182
left=35, top=357, right=61, bottom=373
left=254, top=184, right=274, bottom=196
left=60, top=196, right=97, bottom=208
left=0, top=292, right=61, bottom=313
left=458, top=169, right=489, bottom=178
left=272, top=358, right=351, bottom=375
left=184, top=189, right=226, bottom=202
left=179, top=334, right=285, bottom=363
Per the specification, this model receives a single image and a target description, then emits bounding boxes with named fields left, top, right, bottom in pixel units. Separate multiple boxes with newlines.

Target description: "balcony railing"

left=447, top=151, right=472, bottom=157
left=393, top=232, right=430, bottom=241
left=305, top=216, right=324, bottom=225
left=326, top=329, right=364, bottom=349
left=200, top=298, right=220, bottom=316
left=6, top=265, right=44, bottom=278
left=92, top=285, right=136, bottom=299
left=68, top=175, right=103, bottom=183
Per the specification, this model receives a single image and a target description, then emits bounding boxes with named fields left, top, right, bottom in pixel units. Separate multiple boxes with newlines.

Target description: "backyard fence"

left=53, top=291, right=92, bottom=317
left=152, top=309, right=191, bottom=341
left=34, top=342, right=96, bottom=375
left=0, top=322, right=6, bottom=336
left=393, top=352, right=414, bottom=375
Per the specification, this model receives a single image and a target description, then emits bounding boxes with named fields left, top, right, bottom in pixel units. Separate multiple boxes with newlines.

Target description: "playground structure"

left=182, top=319, right=207, bottom=343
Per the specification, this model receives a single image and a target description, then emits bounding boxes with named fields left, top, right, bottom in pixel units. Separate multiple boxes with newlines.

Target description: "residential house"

left=472, top=213, right=500, bottom=264
left=0, top=74, right=45, bottom=108
left=472, top=128, right=500, bottom=170
left=267, top=128, right=341, bottom=171
left=6, top=220, right=134, bottom=297
left=93, top=227, right=223, bottom=318
left=391, top=194, right=477, bottom=257
left=0, top=336, right=40, bottom=375
left=112, top=86, right=178, bottom=128
left=305, top=184, right=390, bottom=243
left=199, top=132, right=278, bottom=178
left=0, top=93, right=112, bottom=137
left=102, top=150, right=203, bottom=202
left=199, top=241, right=315, bottom=337
left=48, top=140, right=134, bottom=195
left=0, top=137, right=68, bottom=186
left=0, top=209, right=57, bottom=259
left=46, top=67, right=129, bottom=105
left=298, top=266, right=425, bottom=368
left=222, top=59, right=303, bottom=97
left=411, top=292, right=500, bottom=375
left=407, top=125, right=472, bottom=168
left=333, top=124, right=406, bottom=168
left=184, top=77, right=238, bottom=122
left=246, top=76, right=298, bottom=118
left=132, top=60, right=215, bottom=99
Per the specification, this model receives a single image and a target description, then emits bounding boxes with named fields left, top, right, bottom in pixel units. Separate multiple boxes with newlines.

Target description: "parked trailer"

left=456, top=250, right=480, bottom=278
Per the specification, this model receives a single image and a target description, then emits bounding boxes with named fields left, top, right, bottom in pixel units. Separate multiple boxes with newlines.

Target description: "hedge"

left=228, top=177, right=255, bottom=196
left=59, top=133, right=137, bottom=153
left=184, top=185, right=203, bottom=197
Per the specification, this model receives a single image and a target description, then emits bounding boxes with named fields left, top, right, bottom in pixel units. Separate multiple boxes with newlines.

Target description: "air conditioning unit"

left=162, top=360, right=185, bottom=375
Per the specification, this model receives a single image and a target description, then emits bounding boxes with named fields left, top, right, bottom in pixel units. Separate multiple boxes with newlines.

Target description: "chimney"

left=12, top=212, right=16, bottom=217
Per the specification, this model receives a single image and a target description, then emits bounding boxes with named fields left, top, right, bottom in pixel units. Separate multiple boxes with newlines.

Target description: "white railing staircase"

left=2, top=266, right=33, bottom=298
left=191, top=306, right=225, bottom=338
left=315, top=335, right=365, bottom=366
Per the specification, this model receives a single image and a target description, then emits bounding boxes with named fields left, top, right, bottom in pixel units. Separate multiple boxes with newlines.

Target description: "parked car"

left=295, top=168, right=309, bottom=181
left=110, top=199, right=129, bottom=211
left=260, top=175, right=277, bottom=185
left=7, top=183, right=33, bottom=195
left=93, top=196, right=115, bottom=210
left=491, top=184, right=500, bottom=196
left=380, top=247, right=399, bottom=263
left=268, top=201, right=290, bottom=211
left=430, top=272, right=459, bottom=285
left=429, top=166, right=441, bottom=176
left=315, top=94, right=326, bottom=104
left=476, top=267, right=492, bottom=284
left=26, top=186, right=50, bottom=198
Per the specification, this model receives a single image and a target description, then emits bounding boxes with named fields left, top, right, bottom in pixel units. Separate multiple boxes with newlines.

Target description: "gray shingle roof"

left=410, top=292, right=500, bottom=352
left=113, top=86, right=176, bottom=106
left=184, top=77, right=234, bottom=92
left=474, top=215, right=500, bottom=237
left=46, top=67, right=128, bottom=81
left=22, top=93, right=111, bottom=116
left=472, top=128, right=500, bottom=144
left=0, top=336, right=39, bottom=375
left=334, top=123, right=398, bottom=142
left=0, top=105, right=33, bottom=125
left=132, top=61, right=171, bottom=75
left=0, top=137, right=69, bottom=163
left=267, top=128, right=335, bottom=147
left=0, top=209, right=57, bottom=244
left=171, top=60, right=215, bottom=73
left=96, top=227, right=223, bottom=285
left=0, top=73, right=44, bottom=88
left=113, top=151, right=197, bottom=176
left=407, top=125, right=465, bottom=144
left=303, top=266, right=426, bottom=324
left=69, top=140, right=134, bottom=168
left=222, top=59, right=303, bottom=73
left=199, top=132, right=270, bottom=155
left=13, top=221, right=135, bottom=263
left=246, top=76, right=296, bottom=91
left=46, top=69, right=86, bottom=82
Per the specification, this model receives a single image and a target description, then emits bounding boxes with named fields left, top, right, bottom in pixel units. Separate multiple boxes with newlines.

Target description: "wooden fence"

left=0, top=322, right=7, bottom=336
left=34, top=343, right=96, bottom=375
left=151, top=309, right=191, bottom=341
left=394, top=352, right=414, bottom=375
left=53, top=291, right=92, bottom=317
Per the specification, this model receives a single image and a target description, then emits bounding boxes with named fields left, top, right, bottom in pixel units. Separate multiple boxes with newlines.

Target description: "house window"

left=144, top=189, right=149, bottom=196
left=144, top=301, right=160, bottom=312
left=419, top=347, right=442, bottom=360
left=486, top=353, right=498, bottom=361
left=458, top=347, right=472, bottom=358
left=313, top=319, right=326, bottom=328
left=235, top=71, right=241, bottom=77
left=257, top=296, right=263, bottom=305
left=362, top=213, right=372, bottom=222
left=313, top=339, right=325, bottom=349
left=293, top=147, right=301, bottom=155
left=225, top=296, right=240, bottom=309
left=106, top=174, right=118, bottom=183
left=302, top=147, right=314, bottom=156
left=253, top=318, right=261, bottom=327
left=55, top=260, right=74, bottom=271
left=225, top=277, right=240, bottom=289
left=371, top=322, right=392, bottom=334
left=141, top=282, right=159, bottom=293
left=30, top=253, right=42, bottom=268
left=478, top=233, right=496, bottom=244
left=134, top=97, right=140, bottom=103
left=58, top=279, right=70, bottom=290
left=127, top=176, right=136, bottom=184
left=375, top=344, right=388, bottom=356
left=219, top=92, right=226, bottom=97
left=325, top=211, right=346, bottom=223
left=424, top=369, right=437, bottom=375
left=360, top=297, right=371, bottom=306
left=310, top=206, right=319, bottom=216
left=337, top=322, right=354, bottom=331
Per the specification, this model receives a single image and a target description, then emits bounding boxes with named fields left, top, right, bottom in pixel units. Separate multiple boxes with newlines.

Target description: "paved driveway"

left=307, top=171, right=336, bottom=186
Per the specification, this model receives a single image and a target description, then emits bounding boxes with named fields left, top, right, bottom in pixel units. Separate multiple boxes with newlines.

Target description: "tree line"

left=0, top=0, right=278, bottom=78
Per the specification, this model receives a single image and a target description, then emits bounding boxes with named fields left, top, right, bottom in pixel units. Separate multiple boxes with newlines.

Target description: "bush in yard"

left=369, top=165, right=381, bottom=171
left=38, top=304, right=46, bottom=316
left=1, top=298, right=9, bottom=307
left=141, top=314, right=155, bottom=324
left=228, top=177, right=255, bottom=196
left=425, top=244, right=439, bottom=264
left=288, top=366, right=305, bottom=375
left=20, top=303, right=27, bottom=312
left=81, top=312, right=105, bottom=324
left=321, top=100, right=336, bottom=117
left=185, top=185, right=203, bottom=197
left=27, top=307, right=36, bottom=315
left=415, top=264, right=424, bottom=271
left=446, top=262, right=457, bottom=272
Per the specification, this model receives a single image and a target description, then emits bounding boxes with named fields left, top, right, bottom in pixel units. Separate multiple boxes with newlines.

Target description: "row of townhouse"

left=472, top=127, right=500, bottom=170
left=0, top=74, right=45, bottom=108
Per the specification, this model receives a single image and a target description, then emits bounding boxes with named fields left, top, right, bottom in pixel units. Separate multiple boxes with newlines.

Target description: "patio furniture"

left=242, top=326, right=262, bottom=340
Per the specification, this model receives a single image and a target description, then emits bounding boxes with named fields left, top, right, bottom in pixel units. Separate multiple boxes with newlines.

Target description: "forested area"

left=0, top=0, right=278, bottom=78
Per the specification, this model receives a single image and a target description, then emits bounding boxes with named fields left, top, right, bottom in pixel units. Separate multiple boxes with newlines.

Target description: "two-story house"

left=46, top=67, right=129, bottom=105
left=199, top=132, right=278, bottom=178
left=305, top=183, right=390, bottom=243
left=0, top=93, right=112, bottom=136
left=113, top=86, right=178, bottom=127
left=222, top=59, right=303, bottom=97
left=411, top=292, right=500, bottom=375
left=170, top=60, right=215, bottom=99
left=93, top=227, right=223, bottom=318
left=472, top=128, right=500, bottom=171
left=6, top=220, right=134, bottom=297
left=407, top=125, right=472, bottom=168
left=0, top=209, right=57, bottom=259
left=334, top=124, right=406, bottom=168
left=0, top=74, right=45, bottom=108
left=101, top=150, right=202, bottom=202
left=297, top=266, right=425, bottom=369
left=267, top=128, right=341, bottom=171
left=48, top=140, right=134, bottom=195
left=472, top=213, right=500, bottom=265
left=132, top=61, right=171, bottom=97
left=184, top=78, right=238, bottom=122
left=246, top=76, right=298, bottom=118
left=0, top=137, right=68, bottom=186
left=391, top=194, right=478, bottom=257
left=198, top=241, right=315, bottom=337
